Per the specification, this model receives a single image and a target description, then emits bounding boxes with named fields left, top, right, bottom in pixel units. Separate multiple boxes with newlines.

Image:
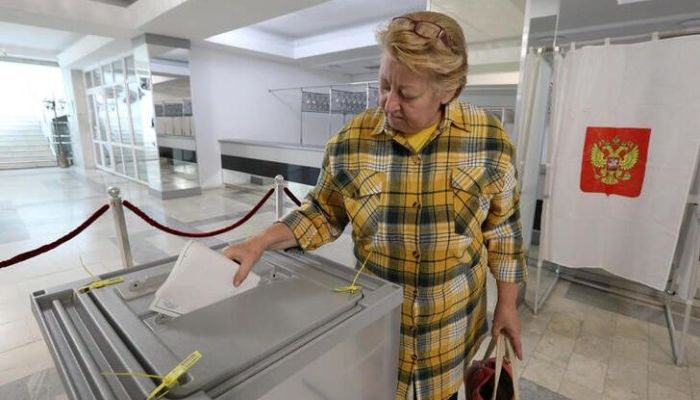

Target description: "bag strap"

left=503, top=336, right=521, bottom=400
left=487, top=335, right=521, bottom=400
left=481, top=336, right=498, bottom=361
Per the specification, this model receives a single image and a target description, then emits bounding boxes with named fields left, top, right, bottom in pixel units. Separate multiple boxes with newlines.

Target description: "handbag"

left=464, top=335, right=521, bottom=400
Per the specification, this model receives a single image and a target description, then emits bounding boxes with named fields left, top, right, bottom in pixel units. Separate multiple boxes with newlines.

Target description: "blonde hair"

left=377, top=11, right=468, bottom=100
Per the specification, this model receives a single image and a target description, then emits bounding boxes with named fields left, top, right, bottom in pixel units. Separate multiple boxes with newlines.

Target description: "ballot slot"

left=118, top=263, right=173, bottom=301
left=117, top=257, right=293, bottom=304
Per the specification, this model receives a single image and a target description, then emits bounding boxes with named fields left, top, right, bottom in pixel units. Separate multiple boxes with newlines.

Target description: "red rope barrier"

left=283, top=187, right=302, bottom=206
left=0, top=204, right=110, bottom=269
left=122, top=188, right=275, bottom=238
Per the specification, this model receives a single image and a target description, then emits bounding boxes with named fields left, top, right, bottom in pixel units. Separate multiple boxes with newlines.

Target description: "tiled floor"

left=0, top=166, right=699, bottom=400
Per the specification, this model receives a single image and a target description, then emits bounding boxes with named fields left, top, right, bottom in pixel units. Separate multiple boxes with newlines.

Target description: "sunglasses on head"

left=391, top=16, right=451, bottom=48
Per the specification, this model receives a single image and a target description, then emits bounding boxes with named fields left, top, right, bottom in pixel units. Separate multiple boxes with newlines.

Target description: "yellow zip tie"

left=334, top=248, right=374, bottom=294
left=76, top=277, right=125, bottom=294
left=99, top=351, right=202, bottom=400
left=147, top=351, right=202, bottom=400
left=75, top=257, right=125, bottom=294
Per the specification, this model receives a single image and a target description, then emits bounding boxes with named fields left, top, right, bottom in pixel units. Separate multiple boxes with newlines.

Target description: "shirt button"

left=412, top=250, right=420, bottom=259
left=412, top=156, right=421, bottom=165
left=411, top=354, right=418, bottom=361
left=412, top=201, right=421, bottom=209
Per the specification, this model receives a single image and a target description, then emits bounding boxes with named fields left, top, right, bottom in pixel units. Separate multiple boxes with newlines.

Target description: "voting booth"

left=31, top=248, right=403, bottom=399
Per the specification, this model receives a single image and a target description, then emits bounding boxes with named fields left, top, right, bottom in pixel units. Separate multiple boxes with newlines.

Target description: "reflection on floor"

left=1, top=167, right=699, bottom=400
left=158, top=158, right=200, bottom=190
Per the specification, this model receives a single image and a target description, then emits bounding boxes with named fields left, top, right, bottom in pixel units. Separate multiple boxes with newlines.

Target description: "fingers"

left=222, top=244, right=240, bottom=263
left=222, top=245, right=246, bottom=286
left=507, top=329, right=523, bottom=360
left=233, top=261, right=252, bottom=287
left=223, top=243, right=262, bottom=287
left=491, top=329, right=523, bottom=360
left=499, top=328, right=522, bottom=360
left=491, top=319, right=503, bottom=338
left=491, top=312, right=523, bottom=360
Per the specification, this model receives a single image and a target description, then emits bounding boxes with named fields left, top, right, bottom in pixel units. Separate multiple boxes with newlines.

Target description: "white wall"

left=349, top=72, right=379, bottom=83
left=460, top=88, right=517, bottom=108
left=189, top=45, right=350, bottom=188
left=0, top=61, right=64, bottom=120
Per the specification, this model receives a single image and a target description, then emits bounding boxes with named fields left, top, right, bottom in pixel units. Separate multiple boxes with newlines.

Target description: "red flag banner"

left=580, top=127, right=651, bottom=198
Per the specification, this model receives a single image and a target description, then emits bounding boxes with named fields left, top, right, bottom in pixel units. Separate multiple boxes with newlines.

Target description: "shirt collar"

left=371, top=98, right=470, bottom=137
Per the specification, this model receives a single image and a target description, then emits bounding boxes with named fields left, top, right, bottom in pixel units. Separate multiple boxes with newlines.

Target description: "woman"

left=224, top=10, right=526, bottom=400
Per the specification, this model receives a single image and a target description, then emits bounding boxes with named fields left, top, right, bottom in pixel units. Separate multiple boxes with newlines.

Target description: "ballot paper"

left=149, top=240, right=260, bottom=318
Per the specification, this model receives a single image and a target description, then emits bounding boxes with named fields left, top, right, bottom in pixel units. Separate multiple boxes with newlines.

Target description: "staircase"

left=0, top=118, right=57, bottom=170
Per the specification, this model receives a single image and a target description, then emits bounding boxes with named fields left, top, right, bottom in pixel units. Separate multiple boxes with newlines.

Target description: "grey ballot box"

left=31, top=249, right=403, bottom=400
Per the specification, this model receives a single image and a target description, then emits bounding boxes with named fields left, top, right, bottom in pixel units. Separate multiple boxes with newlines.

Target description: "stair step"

left=0, top=142, right=51, bottom=148
left=0, top=144, right=53, bottom=151
left=0, top=150, right=54, bottom=161
left=0, top=127, right=43, bottom=132
left=0, top=157, right=55, bottom=162
left=0, top=149, right=54, bottom=157
left=0, top=123, right=43, bottom=128
left=0, top=135, right=47, bottom=139
left=0, top=140, right=49, bottom=146
left=0, top=133, right=45, bottom=136
left=0, top=136, right=47, bottom=141
left=0, top=136, right=49, bottom=146
left=0, top=160, right=57, bottom=170
left=0, top=131, right=46, bottom=137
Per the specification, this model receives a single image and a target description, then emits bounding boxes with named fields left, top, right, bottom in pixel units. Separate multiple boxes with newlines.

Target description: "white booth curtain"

left=513, top=51, right=552, bottom=251
left=541, top=36, right=700, bottom=291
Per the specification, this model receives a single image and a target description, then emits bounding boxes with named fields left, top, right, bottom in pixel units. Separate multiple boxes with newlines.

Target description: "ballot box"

left=31, top=249, right=402, bottom=400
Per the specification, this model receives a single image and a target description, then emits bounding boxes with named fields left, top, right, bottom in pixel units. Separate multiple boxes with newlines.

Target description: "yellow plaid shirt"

left=280, top=100, right=527, bottom=400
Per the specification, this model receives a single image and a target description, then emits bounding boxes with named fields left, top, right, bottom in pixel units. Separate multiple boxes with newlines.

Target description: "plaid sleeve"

left=279, top=148, right=349, bottom=251
left=482, top=130, right=528, bottom=283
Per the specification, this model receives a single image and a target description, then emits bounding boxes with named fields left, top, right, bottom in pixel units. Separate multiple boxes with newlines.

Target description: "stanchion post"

left=108, top=187, right=134, bottom=268
left=274, top=175, right=285, bottom=221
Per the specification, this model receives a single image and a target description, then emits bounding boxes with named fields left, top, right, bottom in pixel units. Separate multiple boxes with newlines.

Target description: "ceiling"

left=431, top=0, right=525, bottom=44
left=205, top=0, right=525, bottom=78
left=254, top=0, right=425, bottom=38
left=0, top=21, right=81, bottom=57
left=205, top=0, right=428, bottom=69
left=529, top=0, right=700, bottom=47
left=0, top=0, right=698, bottom=85
left=558, top=0, right=700, bottom=32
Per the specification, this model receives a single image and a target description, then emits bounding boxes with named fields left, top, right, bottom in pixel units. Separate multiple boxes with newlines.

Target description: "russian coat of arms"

left=580, top=127, right=650, bottom=198
left=589, top=136, right=639, bottom=185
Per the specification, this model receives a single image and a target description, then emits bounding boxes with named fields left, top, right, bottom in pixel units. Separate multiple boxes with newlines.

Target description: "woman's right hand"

left=223, top=239, right=264, bottom=287
left=222, top=223, right=299, bottom=287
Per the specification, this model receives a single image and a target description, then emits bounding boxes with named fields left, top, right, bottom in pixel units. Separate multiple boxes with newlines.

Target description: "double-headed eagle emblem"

left=590, top=136, right=639, bottom=185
